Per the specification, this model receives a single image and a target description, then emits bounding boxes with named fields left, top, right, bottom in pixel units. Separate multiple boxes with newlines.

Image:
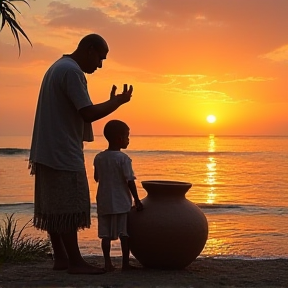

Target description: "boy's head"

left=103, top=120, right=130, bottom=149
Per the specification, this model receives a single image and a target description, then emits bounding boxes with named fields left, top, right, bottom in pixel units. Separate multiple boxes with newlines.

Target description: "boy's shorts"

left=98, top=213, right=129, bottom=240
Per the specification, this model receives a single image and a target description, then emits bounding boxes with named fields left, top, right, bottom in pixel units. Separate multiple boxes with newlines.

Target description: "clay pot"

left=129, top=180, right=208, bottom=269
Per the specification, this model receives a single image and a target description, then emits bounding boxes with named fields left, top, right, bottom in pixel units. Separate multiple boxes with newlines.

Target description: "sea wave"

left=0, top=147, right=264, bottom=157
left=197, top=203, right=242, bottom=209
left=0, top=148, right=30, bottom=155
left=198, top=203, right=288, bottom=215
left=0, top=202, right=34, bottom=207
left=0, top=203, right=34, bottom=218
left=198, top=255, right=288, bottom=260
left=0, top=202, right=241, bottom=209
left=81, top=253, right=288, bottom=260
left=85, top=149, right=262, bottom=157
left=1, top=202, right=286, bottom=217
left=0, top=202, right=96, bottom=209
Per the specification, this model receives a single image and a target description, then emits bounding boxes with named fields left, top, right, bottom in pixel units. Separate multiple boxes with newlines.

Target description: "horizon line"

left=0, top=134, right=287, bottom=137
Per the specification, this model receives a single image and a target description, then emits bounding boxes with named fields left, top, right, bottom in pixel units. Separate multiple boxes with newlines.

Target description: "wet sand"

left=0, top=256, right=287, bottom=288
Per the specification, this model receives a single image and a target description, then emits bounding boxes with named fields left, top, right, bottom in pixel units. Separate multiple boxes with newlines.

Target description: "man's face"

left=85, top=45, right=108, bottom=74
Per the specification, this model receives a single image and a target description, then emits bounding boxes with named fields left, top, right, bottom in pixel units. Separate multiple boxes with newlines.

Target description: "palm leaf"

left=0, top=0, right=32, bottom=55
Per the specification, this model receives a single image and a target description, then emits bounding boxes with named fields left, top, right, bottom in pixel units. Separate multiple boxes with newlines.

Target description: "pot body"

left=129, top=180, right=208, bottom=269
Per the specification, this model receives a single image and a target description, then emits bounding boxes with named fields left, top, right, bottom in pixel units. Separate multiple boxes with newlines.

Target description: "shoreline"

left=1, top=256, right=287, bottom=288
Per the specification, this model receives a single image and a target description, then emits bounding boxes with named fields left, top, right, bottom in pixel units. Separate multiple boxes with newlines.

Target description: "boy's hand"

left=135, top=199, right=143, bottom=211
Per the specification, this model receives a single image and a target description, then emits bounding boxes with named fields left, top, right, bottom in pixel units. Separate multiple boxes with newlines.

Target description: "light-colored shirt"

left=94, top=150, right=136, bottom=215
left=30, top=56, right=93, bottom=171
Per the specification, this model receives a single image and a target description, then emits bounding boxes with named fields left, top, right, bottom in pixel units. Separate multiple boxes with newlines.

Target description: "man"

left=29, top=34, right=133, bottom=274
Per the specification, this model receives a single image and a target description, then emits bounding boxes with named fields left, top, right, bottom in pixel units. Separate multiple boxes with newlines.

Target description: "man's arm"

left=79, top=84, right=133, bottom=123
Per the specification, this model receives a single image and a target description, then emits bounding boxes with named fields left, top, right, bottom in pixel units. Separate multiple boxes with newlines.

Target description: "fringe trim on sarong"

left=34, top=211, right=91, bottom=234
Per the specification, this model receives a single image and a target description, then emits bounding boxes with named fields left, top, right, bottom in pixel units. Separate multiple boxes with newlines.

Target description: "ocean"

left=0, top=135, right=287, bottom=259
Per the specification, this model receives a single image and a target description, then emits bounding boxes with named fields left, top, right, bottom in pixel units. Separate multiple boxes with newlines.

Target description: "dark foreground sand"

left=0, top=256, right=287, bottom=288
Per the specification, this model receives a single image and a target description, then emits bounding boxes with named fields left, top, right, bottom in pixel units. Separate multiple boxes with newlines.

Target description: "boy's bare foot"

left=67, top=262, right=106, bottom=274
left=104, top=263, right=116, bottom=272
left=122, top=264, right=141, bottom=271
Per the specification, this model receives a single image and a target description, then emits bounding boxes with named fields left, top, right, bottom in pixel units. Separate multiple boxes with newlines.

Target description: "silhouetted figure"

left=93, top=120, right=143, bottom=271
left=29, top=34, right=133, bottom=274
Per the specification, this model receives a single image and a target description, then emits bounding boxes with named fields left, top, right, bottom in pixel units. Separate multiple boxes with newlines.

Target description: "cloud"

left=260, top=45, right=288, bottom=63
left=91, top=0, right=142, bottom=24
left=45, top=2, right=111, bottom=30
left=170, top=88, right=236, bottom=103
left=0, top=41, right=61, bottom=67
left=134, top=0, right=287, bottom=30
left=35, top=0, right=287, bottom=77
left=2, top=1, right=286, bottom=101
left=43, top=0, right=288, bottom=37
left=158, top=73, right=277, bottom=103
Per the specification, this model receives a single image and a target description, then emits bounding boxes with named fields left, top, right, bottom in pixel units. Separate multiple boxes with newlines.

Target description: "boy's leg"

left=101, top=238, right=115, bottom=271
left=50, top=231, right=105, bottom=274
left=120, top=236, right=130, bottom=270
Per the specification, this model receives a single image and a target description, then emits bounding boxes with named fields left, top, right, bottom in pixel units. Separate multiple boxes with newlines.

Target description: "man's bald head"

left=77, top=34, right=108, bottom=52
left=69, top=33, right=109, bottom=74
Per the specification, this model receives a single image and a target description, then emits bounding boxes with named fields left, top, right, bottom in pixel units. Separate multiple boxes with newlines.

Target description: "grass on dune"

left=0, top=213, right=51, bottom=263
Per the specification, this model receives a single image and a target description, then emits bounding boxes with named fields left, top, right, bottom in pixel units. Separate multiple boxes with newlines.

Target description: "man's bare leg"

left=50, top=231, right=105, bottom=274
left=49, top=233, right=69, bottom=270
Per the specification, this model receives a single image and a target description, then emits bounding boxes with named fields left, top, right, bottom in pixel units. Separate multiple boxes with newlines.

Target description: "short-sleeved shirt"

left=94, top=150, right=136, bottom=216
left=30, top=56, right=93, bottom=171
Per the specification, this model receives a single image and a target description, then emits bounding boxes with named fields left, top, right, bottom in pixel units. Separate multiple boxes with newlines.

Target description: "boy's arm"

left=93, top=165, right=99, bottom=182
left=127, top=180, right=143, bottom=211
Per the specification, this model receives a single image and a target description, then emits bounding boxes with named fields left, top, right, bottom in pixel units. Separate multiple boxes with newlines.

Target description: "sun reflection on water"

left=205, top=135, right=217, bottom=204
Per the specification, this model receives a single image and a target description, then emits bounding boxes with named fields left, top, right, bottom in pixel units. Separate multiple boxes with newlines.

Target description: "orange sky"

left=0, top=0, right=287, bottom=136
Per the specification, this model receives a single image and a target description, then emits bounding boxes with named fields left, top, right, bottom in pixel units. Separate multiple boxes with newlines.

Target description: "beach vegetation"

left=0, top=213, right=51, bottom=263
left=0, top=0, right=32, bottom=54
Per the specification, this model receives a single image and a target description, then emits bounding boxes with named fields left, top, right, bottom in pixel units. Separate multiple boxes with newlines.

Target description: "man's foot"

left=53, top=259, right=69, bottom=270
left=67, top=262, right=106, bottom=274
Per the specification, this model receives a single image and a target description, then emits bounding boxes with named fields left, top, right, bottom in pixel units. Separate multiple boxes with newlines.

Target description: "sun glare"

left=206, top=115, right=216, bottom=123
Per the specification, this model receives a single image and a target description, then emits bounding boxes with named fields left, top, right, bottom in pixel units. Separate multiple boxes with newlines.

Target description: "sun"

left=206, top=115, right=216, bottom=123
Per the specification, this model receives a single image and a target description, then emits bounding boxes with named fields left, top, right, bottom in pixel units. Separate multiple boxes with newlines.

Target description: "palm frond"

left=0, top=0, right=32, bottom=55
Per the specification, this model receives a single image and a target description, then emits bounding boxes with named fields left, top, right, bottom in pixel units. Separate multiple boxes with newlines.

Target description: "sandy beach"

left=0, top=256, right=287, bottom=288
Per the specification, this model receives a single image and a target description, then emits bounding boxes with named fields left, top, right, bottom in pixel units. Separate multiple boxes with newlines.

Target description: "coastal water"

left=0, top=135, right=288, bottom=259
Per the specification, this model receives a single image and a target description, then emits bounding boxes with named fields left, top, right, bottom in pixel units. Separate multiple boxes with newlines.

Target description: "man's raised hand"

left=110, top=84, right=133, bottom=104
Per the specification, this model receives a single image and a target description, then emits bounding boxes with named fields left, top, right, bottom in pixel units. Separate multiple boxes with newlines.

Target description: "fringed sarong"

left=33, top=163, right=91, bottom=234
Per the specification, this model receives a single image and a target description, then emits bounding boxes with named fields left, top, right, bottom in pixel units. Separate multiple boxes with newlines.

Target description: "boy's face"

left=120, top=130, right=130, bottom=149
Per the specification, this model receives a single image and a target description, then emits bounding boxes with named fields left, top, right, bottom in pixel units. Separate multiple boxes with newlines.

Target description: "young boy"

left=93, top=119, right=143, bottom=271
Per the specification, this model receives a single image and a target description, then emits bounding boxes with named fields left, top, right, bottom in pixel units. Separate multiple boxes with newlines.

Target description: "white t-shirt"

left=94, top=150, right=136, bottom=216
left=30, top=56, right=93, bottom=171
